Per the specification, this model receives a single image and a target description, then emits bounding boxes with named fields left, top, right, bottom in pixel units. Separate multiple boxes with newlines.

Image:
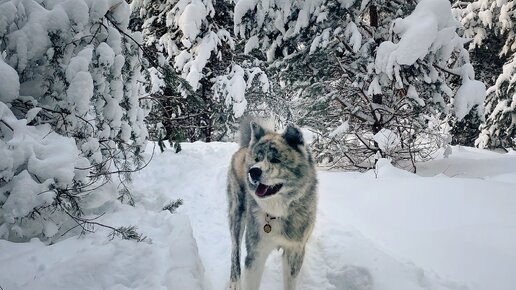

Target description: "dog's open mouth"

left=255, top=183, right=283, bottom=198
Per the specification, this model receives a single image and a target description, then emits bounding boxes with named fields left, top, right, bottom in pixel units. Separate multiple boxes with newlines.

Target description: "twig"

left=0, top=119, right=13, bottom=131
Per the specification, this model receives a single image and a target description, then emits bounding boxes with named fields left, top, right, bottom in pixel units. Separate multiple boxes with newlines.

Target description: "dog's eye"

left=270, top=158, right=281, bottom=164
left=255, top=157, right=260, bottom=162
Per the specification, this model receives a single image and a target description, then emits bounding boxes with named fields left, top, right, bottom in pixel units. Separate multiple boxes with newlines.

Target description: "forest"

left=0, top=0, right=515, bottom=290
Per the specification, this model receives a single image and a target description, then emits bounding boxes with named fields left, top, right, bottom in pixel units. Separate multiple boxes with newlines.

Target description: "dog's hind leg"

left=282, top=245, right=305, bottom=290
left=227, top=181, right=246, bottom=289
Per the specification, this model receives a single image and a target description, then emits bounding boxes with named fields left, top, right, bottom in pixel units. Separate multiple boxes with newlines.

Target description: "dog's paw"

left=227, top=280, right=241, bottom=290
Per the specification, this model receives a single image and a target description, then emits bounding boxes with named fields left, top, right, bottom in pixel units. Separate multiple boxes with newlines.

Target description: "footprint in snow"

left=327, top=265, right=373, bottom=290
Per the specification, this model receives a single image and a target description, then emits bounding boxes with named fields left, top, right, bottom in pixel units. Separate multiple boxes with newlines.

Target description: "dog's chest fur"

left=247, top=195, right=316, bottom=247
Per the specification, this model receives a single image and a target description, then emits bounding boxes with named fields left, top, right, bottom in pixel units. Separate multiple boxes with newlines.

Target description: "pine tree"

left=0, top=0, right=148, bottom=241
left=456, top=0, right=516, bottom=150
left=131, top=0, right=229, bottom=142
left=130, top=0, right=272, bottom=143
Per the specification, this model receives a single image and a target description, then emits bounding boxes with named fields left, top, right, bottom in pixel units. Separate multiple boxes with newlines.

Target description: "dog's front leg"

left=227, top=182, right=246, bottom=289
left=282, top=246, right=305, bottom=290
left=243, top=237, right=272, bottom=290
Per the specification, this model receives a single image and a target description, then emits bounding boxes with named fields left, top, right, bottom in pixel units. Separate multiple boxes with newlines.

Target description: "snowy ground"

left=1, top=142, right=515, bottom=290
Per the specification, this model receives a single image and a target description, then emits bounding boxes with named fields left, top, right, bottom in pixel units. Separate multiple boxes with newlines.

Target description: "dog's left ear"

left=283, top=124, right=304, bottom=149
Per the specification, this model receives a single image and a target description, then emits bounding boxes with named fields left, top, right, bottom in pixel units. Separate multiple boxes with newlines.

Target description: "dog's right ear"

left=283, top=124, right=304, bottom=149
left=250, top=121, right=265, bottom=145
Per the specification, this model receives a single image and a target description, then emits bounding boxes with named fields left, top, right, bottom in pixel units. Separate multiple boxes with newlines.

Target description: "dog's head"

left=244, top=121, right=314, bottom=213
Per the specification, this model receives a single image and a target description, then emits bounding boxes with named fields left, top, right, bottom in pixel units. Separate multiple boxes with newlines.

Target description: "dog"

left=227, top=119, right=318, bottom=290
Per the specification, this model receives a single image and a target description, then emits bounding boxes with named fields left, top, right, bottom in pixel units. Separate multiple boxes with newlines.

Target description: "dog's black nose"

left=248, top=167, right=262, bottom=182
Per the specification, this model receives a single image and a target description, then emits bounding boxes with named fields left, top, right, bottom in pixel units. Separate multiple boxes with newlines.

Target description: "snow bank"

left=0, top=211, right=205, bottom=290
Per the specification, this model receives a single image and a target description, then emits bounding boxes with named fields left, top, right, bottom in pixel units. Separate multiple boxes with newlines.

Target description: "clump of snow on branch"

left=373, top=129, right=401, bottom=153
left=328, top=121, right=349, bottom=138
left=0, top=57, right=19, bottom=103
left=178, top=0, right=208, bottom=45
left=214, top=64, right=270, bottom=118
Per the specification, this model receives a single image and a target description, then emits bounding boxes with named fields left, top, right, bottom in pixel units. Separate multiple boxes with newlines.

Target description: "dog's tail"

left=238, top=116, right=254, bottom=148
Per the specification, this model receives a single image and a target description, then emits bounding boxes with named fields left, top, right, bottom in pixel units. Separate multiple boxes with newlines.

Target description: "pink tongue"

left=255, top=184, right=269, bottom=197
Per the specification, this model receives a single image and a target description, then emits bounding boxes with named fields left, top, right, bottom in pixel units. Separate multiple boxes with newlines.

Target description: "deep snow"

left=1, top=142, right=515, bottom=290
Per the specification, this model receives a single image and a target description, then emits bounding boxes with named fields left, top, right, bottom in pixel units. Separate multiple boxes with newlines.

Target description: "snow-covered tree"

left=131, top=0, right=268, bottom=141
left=234, top=0, right=486, bottom=171
left=0, top=0, right=148, bottom=242
left=130, top=0, right=271, bottom=143
left=455, top=0, right=516, bottom=149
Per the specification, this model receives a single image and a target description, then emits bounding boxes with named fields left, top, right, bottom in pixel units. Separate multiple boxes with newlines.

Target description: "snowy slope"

left=1, top=142, right=515, bottom=290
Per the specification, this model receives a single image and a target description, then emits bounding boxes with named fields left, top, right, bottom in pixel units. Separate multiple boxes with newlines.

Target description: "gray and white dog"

left=226, top=119, right=318, bottom=290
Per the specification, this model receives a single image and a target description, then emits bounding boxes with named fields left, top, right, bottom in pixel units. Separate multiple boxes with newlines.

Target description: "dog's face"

left=245, top=122, right=312, bottom=206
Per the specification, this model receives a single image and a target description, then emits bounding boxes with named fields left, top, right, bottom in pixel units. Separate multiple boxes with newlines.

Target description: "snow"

left=66, top=46, right=93, bottom=83
left=454, top=78, right=486, bottom=120
left=96, top=42, right=115, bottom=67
left=337, top=0, right=356, bottom=9
left=309, top=28, right=331, bottom=55
left=0, top=212, right=205, bottom=290
left=4, top=0, right=72, bottom=72
left=225, top=65, right=247, bottom=117
left=184, top=32, right=219, bottom=89
left=0, top=101, right=80, bottom=233
left=2, top=142, right=515, bottom=290
left=1, top=170, right=54, bottom=221
left=373, top=128, right=401, bottom=151
left=328, top=121, right=349, bottom=138
left=67, top=71, right=94, bottom=116
left=344, top=22, right=362, bottom=53
left=25, top=107, right=41, bottom=123
left=234, top=0, right=259, bottom=34
left=0, top=1, right=17, bottom=35
left=215, top=65, right=269, bottom=118
left=0, top=57, right=19, bottom=103
left=179, top=0, right=207, bottom=43
left=375, top=0, right=458, bottom=80
left=244, top=35, right=259, bottom=54
left=407, top=84, right=425, bottom=106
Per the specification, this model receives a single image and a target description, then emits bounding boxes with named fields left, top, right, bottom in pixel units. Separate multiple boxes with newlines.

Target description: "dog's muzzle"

left=248, top=167, right=262, bottom=184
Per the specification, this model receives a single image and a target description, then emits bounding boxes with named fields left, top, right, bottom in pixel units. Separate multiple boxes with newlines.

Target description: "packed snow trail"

left=132, top=142, right=516, bottom=290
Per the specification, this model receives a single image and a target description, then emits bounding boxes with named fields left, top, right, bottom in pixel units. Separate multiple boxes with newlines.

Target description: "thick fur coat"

left=227, top=119, right=318, bottom=290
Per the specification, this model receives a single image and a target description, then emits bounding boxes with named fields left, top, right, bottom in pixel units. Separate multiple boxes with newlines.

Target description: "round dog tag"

left=263, top=224, right=271, bottom=233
